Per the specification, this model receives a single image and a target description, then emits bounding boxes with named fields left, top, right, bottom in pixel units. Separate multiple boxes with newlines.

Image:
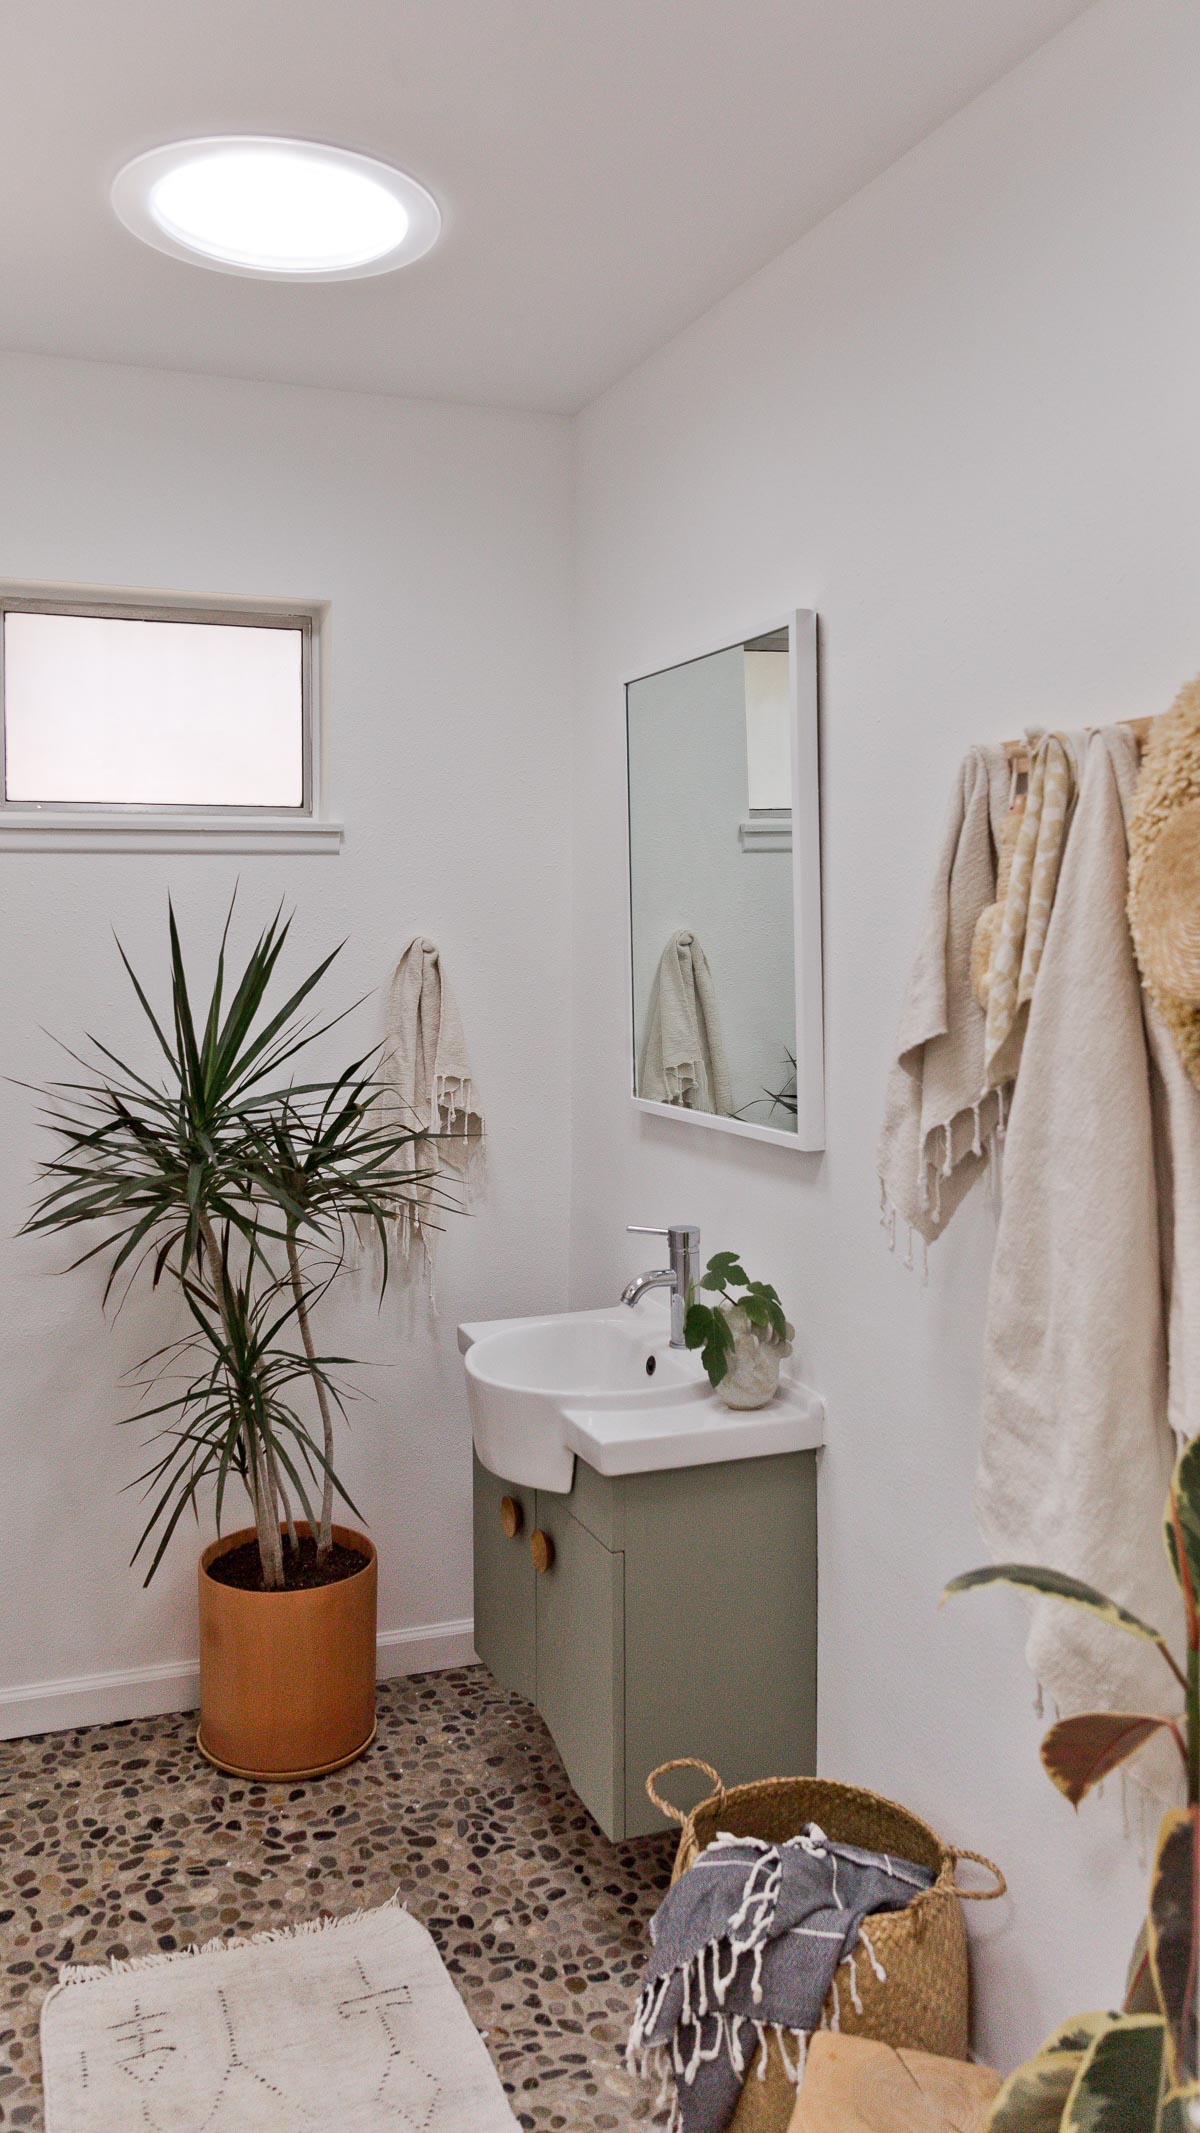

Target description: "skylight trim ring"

left=111, top=136, right=442, bottom=282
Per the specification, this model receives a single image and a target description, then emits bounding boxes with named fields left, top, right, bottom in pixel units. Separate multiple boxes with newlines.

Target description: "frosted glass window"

left=2, top=608, right=307, bottom=809
left=743, top=649, right=792, bottom=812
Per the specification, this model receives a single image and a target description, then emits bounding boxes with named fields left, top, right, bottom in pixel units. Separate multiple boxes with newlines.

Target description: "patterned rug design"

left=41, top=1900, right=519, bottom=2130
left=0, top=1665, right=674, bottom=2130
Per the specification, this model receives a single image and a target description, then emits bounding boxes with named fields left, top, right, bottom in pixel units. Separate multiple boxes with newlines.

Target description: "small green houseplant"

left=684, top=1250, right=794, bottom=1408
left=25, top=899, right=449, bottom=1775
left=944, top=1433, right=1199, bottom=2130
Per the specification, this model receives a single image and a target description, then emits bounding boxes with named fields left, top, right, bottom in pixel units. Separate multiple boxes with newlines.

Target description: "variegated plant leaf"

left=1164, top=1434, right=1200, bottom=1631
left=1040, top=1712, right=1179, bottom=1808
left=1127, top=1922, right=1157, bottom=2015
left=987, top=2015, right=1118, bottom=2133
left=1148, top=1808, right=1199, bottom=2087
left=1156, top=2084, right=1200, bottom=2133
left=943, top=1564, right=1166, bottom=1645
left=1063, top=2015, right=1166, bottom=2132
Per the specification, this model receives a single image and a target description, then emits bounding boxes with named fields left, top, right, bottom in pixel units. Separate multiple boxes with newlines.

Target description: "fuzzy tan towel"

left=977, top=729, right=1195, bottom=1797
left=639, top=930, right=733, bottom=1117
left=878, top=747, right=1012, bottom=1249
left=378, top=938, right=484, bottom=1289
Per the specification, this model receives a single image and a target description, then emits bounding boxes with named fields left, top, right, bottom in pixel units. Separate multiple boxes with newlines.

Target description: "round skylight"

left=111, top=137, right=441, bottom=281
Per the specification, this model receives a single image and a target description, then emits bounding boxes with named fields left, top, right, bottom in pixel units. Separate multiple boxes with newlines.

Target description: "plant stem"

left=198, top=1207, right=284, bottom=1590
left=1188, top=1644, right=1199, bottom=1808
left=286, top=1226, right=335, bottom=1562
left=266, top=1438, right=299, bottom=1557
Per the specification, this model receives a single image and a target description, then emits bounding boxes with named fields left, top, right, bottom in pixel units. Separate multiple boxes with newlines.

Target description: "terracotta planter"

left=197, top=1523, right=377, bottom=1781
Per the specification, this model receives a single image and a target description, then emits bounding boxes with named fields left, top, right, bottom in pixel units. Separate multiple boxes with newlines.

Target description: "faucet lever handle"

left=627, top=1224, right=666, bottom=1236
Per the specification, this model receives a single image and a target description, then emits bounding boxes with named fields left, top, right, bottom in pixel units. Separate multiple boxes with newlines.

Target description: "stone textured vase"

left=717, top=1303, right=795, bottom=1410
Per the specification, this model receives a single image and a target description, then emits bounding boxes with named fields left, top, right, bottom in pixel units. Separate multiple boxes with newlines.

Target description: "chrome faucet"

left=621, top=1223, right=701, bottom=1348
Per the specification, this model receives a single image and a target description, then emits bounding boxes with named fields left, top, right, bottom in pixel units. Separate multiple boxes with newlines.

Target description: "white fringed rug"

left=40, top=1896, right=520, bottom=2131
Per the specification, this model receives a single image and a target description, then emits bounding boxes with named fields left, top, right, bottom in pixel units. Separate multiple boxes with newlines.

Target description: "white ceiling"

left=1, top=0, right=1095, bottom=414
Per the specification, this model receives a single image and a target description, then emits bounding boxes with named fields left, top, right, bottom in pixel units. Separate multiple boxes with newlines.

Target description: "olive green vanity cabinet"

left=472, top=1448, right=817, bottom=1841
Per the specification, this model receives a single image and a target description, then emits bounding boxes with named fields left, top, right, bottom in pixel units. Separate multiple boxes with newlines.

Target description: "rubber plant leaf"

left=942, top=1565, right=1166, bottom=1647
left=1062, top=2014, right=1166, bottom=2132
left=1163, top=1434, right=1200, bottom=1634
left=1147, top=1807, right=1199, bottom=2087
left=1040, top=1712, right=1181, bottom=1809
left=1126, top=1924, right=1158, bottom=2016
left=986, top=2015, right=1117, bottom=2133
left=1157, top=2091, right=1200, bottom=2133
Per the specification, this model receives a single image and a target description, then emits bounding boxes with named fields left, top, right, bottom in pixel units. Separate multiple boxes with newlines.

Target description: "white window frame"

left=0, top=584, right=341, bottom=852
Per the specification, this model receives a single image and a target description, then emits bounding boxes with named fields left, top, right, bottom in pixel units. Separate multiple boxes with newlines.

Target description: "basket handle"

left=946, top=1847, right=1007, bottom=1901
left=645, top=1758, right=726, bottom=1826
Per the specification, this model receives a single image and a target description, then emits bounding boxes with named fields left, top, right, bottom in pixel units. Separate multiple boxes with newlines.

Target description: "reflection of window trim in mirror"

left=624, top=609, right=824, bottom=1152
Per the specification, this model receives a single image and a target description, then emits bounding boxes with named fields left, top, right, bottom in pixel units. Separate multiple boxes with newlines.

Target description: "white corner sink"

left=458, top=1297, right=824, bottom=1493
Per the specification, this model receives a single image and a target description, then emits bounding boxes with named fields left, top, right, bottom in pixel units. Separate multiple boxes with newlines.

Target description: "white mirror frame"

left=625, top=608, right=824, bottom=1152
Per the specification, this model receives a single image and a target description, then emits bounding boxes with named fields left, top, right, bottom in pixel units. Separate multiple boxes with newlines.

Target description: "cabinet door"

left=533, top=1496, right=625, bottom=1839
left=472, top=1455, right=536, bottom=1704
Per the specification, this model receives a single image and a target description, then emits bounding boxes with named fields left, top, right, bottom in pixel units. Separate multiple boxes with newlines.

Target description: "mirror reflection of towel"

left=639, top=930, right=733, bottom=1115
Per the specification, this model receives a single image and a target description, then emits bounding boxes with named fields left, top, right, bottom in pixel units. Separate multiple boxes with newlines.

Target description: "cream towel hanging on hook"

left=377, top=937, right=485, bottom=1297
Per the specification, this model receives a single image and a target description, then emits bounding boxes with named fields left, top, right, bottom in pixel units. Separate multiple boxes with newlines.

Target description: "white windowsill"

left=0, top=813, right=344, bottom=854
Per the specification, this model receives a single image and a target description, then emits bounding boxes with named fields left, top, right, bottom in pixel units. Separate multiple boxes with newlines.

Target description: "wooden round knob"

left=530, top=1529, right=555, bottom=1575
left=500, top=1495, right=523, bottom=1539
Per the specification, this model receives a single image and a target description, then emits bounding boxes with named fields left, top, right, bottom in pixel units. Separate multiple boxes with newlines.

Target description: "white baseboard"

left=376, top=1619, right=477, bottom=1679
left=0, top=1618, right=477, bottom=1742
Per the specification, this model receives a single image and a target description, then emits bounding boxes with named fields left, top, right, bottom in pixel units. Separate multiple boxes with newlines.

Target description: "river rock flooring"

left=0, top=1664, right=675, bottom=2130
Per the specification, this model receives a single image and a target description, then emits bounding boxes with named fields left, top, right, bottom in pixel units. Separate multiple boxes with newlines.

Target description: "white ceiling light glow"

left=111, top=137, right=441, bottom=281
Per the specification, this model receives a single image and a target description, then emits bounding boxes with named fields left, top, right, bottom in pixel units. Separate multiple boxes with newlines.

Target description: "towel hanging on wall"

left=639, top=930, right=733, bottom=1117
left=976, top=728, right=1198, bottom=1801
left=980, top=729, right=1081, bottom=1089
left=877, top=746, right=1012, bottom=1255
left=377, top=937, right=484, bottom=1293
left=1128, top=672, right=1200, bottom=1090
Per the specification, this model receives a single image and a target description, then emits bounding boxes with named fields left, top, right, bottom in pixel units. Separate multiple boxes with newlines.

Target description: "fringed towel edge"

left=53, top=1889, right=408, bottom=1988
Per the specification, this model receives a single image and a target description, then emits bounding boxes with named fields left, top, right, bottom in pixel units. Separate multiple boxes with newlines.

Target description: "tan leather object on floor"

left=788, top=2032, right=1000, bottom=2133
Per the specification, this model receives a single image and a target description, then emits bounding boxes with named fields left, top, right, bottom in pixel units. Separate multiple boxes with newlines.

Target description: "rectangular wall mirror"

left=625, top=610, right=823, bottom=1149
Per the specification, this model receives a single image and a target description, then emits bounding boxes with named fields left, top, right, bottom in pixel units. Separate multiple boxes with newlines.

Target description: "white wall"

left=0, top=350, right=574, bottom=1730
left=570, top=0, right=1200, bottom=2070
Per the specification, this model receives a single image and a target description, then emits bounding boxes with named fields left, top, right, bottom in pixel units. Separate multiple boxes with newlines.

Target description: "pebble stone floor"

left=0, top=1665, right=677, bottom=2130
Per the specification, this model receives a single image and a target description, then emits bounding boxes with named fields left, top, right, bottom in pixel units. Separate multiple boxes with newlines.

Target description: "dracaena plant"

left=24, top=898, right=447, bottom=1591
left=943, top=1434, right=1199, bottom=2131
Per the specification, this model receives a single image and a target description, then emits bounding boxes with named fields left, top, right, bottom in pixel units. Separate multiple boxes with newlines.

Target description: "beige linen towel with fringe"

left=378, top=937, right=484, bottom=1293
left=977, top=728, right=1198, bottom=1802
left=877, top=746, right=1012, bottom=1256
left=639, top=930, right=733, bottom=1117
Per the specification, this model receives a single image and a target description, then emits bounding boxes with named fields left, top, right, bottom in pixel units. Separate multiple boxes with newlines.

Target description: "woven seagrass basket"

left=645, top=1760, right=1005, bottom=2133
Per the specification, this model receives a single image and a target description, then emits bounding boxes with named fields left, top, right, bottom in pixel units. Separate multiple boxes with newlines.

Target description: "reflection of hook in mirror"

left=625, top=611, right=824, bottom=1151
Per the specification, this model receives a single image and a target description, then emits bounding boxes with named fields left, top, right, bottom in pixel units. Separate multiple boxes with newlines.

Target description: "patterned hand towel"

left=627, top=1826, right=932, bottom=2133
left=877, top=746, right=1012, bottom=1256
left=982, top=730, right=1082, bottom=1089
